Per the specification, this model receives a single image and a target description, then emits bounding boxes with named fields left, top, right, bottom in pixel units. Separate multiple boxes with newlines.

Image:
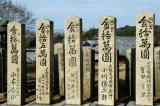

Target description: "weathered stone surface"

left=7, top=22, right=26, bottom=105
left=116, top=50, right=119, bottom=100
left=64, top=16, right=82, bottom=105
left=83, top=47, right=94, bottom=101
left=98, top=16, right=116, bottom=105
left=154, top=47, right=160, bottom=99
left=36, top=19, right=53, bottom=104
left=136, top=12, right=154, bottom=105
left=0, top=48, right=4, bottom=92
left=54, top=43, right=65, bottom=96
left=126, top=48, right=136, bottom=100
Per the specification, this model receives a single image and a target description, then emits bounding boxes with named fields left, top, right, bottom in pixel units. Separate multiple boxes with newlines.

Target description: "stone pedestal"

left=64, top=16, right=82, bottom=105
left=98, top=16, right=116, bottom=105
left=7, top=22, right=26, bottom=105
left=36, top=19, right=53, bottom=104
left=136, top=12, right=154, bottom=105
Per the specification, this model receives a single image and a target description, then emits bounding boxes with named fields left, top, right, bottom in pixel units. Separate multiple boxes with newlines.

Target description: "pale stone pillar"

left=154, top=47, right=160, bottom=99
left=36, top=19, right=53, bottom=104
left=136, top=12, right=155, bottom=105
left=64, top=16, right=82, bottom=105
left=54, top=43, right=65, bottom=96
left=7, top=22, right=26, bottom=105
left=98, top=16, right=116, bottom=105
left=83, top=47, right=94, bottom=101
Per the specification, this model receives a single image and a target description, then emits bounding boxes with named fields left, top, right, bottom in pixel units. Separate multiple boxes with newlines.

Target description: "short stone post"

left=83, top=47, right=94, bottom=101
left=126, top=48, right=136, bottom=100
left=154, top=47, right=160, bottom=99
left=0, top=48, right=4, bottom=92
left=54, top=43, right=65, bottom=97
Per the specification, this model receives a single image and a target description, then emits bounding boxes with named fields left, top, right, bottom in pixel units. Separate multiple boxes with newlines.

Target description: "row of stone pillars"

left=6, top=12, right=156, bottom=105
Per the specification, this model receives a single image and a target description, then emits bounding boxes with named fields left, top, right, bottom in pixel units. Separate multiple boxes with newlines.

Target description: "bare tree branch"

left=0, top=0, right=35, bottom=33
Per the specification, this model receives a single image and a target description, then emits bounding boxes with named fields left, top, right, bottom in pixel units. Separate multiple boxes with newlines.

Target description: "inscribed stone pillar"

left=154, top=47, right=160, bottom=99
left=126, top=48, right=136, bottom=100
left=98, top=16, right=116, bottom=105
left=64, top=16, right=82, bottom=105
left=83, top=47, right=94, bottom=101
left=54, top=43, right=65, bottom=96
left=136, top=12, right=154, bottom=105
left=36, top=19, right=53, bottom=104
left=7, top=22, right=26, bottom=105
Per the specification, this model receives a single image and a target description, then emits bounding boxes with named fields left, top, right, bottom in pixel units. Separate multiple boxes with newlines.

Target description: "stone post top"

left=137, top=11, right=155, bottom=16
left=54, top=43, right=63, bottom=46
left=83, top=46, right=91, bottom=49
left=7, top=21, right=23, bottom=25
left=36, top=18, right=53, bottom=23
left=99, top=16, right=116, bottom=19
left=64, top=16, right=82, bottom=21
left=99, top=16, right=116, bottom=27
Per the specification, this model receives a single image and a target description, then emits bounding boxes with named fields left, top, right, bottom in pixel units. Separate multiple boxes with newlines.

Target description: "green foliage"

left=82, top=25, right=160, bottom=39
left=83, top=28, right=98, bottom=40
left=116, top=25, right=136, bottom=36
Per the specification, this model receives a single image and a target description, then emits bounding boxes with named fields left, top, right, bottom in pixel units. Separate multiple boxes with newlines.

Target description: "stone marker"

left=7, top=22, right=26, bottom=105
left=98, top=16, right=116, bottom=105
left=154, top=47, right=160, bottom=99
left=83, top=47, right=94, bottom=101
left=126, top=48, right=136, bottom=100
left=54, top=43, right=65, bottom=96
left=136, top=12, right=154, bottom=105
left=36, top=19, right=53, bottom=104
left=64, top=16, right=82, bottom=105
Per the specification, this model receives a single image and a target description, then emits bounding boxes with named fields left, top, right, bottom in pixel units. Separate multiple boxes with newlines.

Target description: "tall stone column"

left=98, top=16, right=116, bottom=105
left=7, top=22, right=26, bottom=105
left=136, top=12, right=154, bottom=105
left=64, top=16, right=82, bottom=105
left=36, top=19, right=53, bottom=104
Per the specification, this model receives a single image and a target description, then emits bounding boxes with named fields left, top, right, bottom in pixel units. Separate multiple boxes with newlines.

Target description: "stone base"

left=1, top=101, right=160, bottom=106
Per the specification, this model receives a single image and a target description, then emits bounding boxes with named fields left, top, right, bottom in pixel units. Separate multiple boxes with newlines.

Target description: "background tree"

left=0, top=0, right=35, bottom=33
left=82, top=28, right=98, bottom=40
